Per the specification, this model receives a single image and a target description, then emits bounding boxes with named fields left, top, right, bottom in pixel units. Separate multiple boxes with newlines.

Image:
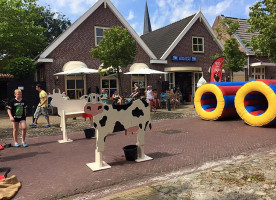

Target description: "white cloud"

left=151, top=0, right=197, bottom=30
left=42, top=0, right=97, bottom=15
left=202, top=0, right=233, bottom=26
left=127, top=10, right=135, bottom=20
left=204, top=0, right=233, bottom=16
left=131, top=22, right=143, bottom=36
left=245, top=4, right=251, bottom=16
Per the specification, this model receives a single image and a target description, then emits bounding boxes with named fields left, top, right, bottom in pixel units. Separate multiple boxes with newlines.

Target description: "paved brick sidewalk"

left=1, top=117, right=276, bottom=199
left=96, top=150, right=276, bottom=200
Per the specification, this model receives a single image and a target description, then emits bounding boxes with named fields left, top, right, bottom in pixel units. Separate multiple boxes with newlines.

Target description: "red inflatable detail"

left=220, top=107, right=237, bottom=118
left=205, top=108, right=215, bottom=112
left=244, top=99, right=267, bottom=106
left=256, top=79, right=276, bottom=85
left=219, top=86, right=242, bottom=96
left=201, top=99, right=217, bottom=105
left=250, top=110, right=266, bottom=116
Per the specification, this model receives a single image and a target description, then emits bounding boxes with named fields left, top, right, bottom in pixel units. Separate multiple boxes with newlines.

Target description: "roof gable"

left=39, top=0, right=157, bottom=60
left=141, top=14, right=195, bottom=59
left=141, top=11, right=224, bottom=60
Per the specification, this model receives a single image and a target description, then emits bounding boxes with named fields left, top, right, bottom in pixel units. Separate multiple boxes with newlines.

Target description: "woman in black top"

left=6, top=89, right=28, bottom=147
left=130, top=83, right=140, bottom=100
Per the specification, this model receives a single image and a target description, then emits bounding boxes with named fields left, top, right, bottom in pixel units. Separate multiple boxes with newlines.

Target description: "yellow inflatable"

left=195, top=82, right=246, bottom=120
left=235, top=80, right=276, bottom=126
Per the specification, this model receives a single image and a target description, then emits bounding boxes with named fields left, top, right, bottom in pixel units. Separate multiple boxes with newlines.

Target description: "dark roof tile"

left=141, top=14, right=196, bottom=59
left=224, top=16, right=259, bottom=54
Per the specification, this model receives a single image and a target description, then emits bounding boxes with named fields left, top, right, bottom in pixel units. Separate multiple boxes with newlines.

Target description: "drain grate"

left=160, top=129, right=182, bottom=134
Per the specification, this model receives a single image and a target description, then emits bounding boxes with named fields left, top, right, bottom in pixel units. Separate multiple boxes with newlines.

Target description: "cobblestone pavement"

left=92, top=150, right=276, bottom=200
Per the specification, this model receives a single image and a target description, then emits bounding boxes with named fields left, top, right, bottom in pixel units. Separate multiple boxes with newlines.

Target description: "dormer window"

left=192, top=37, right=204, bottom=53
left=95, top=26, right=109, bottom=46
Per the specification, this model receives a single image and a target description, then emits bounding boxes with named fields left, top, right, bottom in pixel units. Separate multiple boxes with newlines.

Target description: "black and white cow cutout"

left=84, top=93, right=153, bottom=171
left=48, top=89, right=90, bottom=143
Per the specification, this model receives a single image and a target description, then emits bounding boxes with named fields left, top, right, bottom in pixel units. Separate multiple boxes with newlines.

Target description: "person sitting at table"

left=129, top=83, right=140, bottom=100
left=101, top=89, right=108, bottom=104
left=171, top=90, right=179, bottom=109
left=112, top=90, right=122, bottom=105
left=160, top=91, right=167, bottom=109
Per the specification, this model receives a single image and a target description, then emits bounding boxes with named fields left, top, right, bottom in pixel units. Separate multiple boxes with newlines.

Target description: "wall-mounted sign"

left=18, top=86, right=24, bottom=90
left=171, top=56, right=197, bottom=62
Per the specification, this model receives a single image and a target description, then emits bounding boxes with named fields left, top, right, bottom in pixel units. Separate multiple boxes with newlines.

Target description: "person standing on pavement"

left=6, top=89, right=28, bottom=147
left=29, top=84, right=51, bottom=128
left=146, top=85, right=154, bottom=112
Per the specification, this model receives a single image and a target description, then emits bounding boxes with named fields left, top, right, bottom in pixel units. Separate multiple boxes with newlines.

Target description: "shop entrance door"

left=192, top=72, right=203, bottom=103
left=175, top=72, right=192, bottom=103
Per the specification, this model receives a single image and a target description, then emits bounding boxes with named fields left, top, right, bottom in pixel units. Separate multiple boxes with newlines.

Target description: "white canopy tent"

left=53, top=61, right=98, bottom=99
left=124, top=63, right=167, bottom=75
left=54, top=67, right=98, bottom=75
left=124, top=68, right=167, bottom=75
left=54, top=61, right=98, bottom=75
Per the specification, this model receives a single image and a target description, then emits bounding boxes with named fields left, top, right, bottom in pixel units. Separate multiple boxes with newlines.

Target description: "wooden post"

left=58, top=110, right=73, bottom=143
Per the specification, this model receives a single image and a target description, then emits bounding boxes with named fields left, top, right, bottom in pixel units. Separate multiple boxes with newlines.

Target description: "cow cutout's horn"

left=58, top=88, right=61, bottom=94
left=52, top=89, right=55, bottom=94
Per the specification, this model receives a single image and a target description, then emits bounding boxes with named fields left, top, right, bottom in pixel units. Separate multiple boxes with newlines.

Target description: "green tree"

left=215, top=18, right=247, bottom=80
left=90, top=26, right=137, bottom=96
left=7, top=57, right=36, bottom=78
left=0, top=0, right=46, bottom=72
left=36, top=6, right=71, bottom=45
left=247, top=0, right=276, bottom=62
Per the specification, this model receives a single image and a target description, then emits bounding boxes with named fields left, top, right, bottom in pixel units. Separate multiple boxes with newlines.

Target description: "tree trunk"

left=116, top=67, right=123, bottom=97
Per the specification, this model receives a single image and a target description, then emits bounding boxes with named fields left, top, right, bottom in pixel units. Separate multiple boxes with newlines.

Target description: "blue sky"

left=37, top=0, right=257, bottom=35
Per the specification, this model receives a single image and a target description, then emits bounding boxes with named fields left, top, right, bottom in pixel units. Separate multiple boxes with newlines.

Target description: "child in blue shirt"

left=160, top=91, right=167, bottom=109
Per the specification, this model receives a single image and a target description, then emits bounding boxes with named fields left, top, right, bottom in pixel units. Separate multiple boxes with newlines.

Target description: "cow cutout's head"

left=48, top=89, right=63, bottom=107
left=84, top=93, right=105, bottom=116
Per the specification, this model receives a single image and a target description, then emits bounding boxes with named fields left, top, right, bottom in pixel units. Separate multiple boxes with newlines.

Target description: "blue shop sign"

left=172, top=56, right=179, bottom=61
left=171, top=56, right=197, bottom=62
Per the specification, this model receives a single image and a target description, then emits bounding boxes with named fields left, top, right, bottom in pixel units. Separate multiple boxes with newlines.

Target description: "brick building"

left=212, top=15, right=276, bottom=82
left=36, top=0, right=224, bottom=103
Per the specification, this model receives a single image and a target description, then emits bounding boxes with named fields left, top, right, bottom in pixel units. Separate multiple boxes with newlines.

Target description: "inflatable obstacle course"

left=194, top=82, right=246, bottom=120
left=195, top=79, right=276, bottom=127
left=235, top=79, right=276, bottom=126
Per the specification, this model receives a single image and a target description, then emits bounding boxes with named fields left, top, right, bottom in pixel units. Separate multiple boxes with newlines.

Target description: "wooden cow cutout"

left=84, top=93, right=153, bottom=171
left=49, top=89, right=90, bottom=143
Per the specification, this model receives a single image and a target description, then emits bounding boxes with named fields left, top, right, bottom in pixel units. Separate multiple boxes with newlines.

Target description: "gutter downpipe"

left=247, top=56, right=250, bottom=81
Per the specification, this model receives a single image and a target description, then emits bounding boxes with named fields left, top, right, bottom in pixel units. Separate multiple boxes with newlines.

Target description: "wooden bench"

left=59, top=110, right=92, bottom=143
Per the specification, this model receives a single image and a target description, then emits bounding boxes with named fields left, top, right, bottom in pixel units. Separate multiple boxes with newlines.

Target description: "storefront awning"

left=164, top=67, right=202, bottom=72
left=250, top=62, right=276, bottom=67
left=63, top=61, right=88, bottom=71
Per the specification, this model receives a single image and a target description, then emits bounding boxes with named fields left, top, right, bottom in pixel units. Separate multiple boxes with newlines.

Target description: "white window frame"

left=192, top=37, right=204, bottom=53
left=100, top=76, right=118, bottom=98
left=165, top=72, right=175, bottom=90
left=251, top=66, right=265, bottom=79
left=95, top=26, right=109, bottom=46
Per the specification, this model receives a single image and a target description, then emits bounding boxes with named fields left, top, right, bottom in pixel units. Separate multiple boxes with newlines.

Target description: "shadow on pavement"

left=28, top=140, right=58, bottom=147
left=2, top=151, right=50, bottom=162
left=147, top=151, right=177, bottom=159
